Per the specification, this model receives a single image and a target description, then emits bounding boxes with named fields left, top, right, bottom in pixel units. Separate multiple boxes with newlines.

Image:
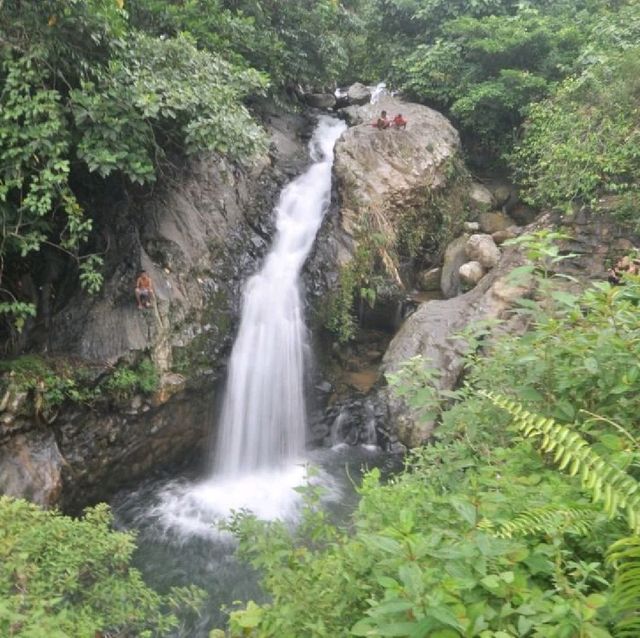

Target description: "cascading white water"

left=214, top=116, right=347, bottom=476
left=135, top=117, right=346, bottom=538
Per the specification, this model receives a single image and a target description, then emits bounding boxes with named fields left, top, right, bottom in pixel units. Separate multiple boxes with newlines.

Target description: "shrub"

left=0, top=497, right=204, bottom=637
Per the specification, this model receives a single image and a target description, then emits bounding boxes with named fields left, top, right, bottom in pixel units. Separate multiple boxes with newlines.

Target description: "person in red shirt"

left=393, top=113, right=407, bottom=129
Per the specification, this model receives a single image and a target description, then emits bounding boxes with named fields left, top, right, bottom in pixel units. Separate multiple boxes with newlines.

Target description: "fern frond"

left=480, top=391, right=640, bottom=533
left=494, top=505, right=596, bottom=539
left=607, top=535, right=640, bottom=637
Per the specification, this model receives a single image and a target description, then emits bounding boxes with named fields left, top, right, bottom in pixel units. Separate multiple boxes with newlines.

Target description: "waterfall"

left=370, top=82, right=387, bottom=104
left=213, top=116, right=346, bottom=476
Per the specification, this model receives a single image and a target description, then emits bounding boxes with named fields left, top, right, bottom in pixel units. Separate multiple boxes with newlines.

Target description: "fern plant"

left=607, top=535, right=640, bottom=637
left=480, top=391, right=640, bottom=532
left=483, top=504, right=597, bottom=539
left=482, top=391, right=640, bottom=637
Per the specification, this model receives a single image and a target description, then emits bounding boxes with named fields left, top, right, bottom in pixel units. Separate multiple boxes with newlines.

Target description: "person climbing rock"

left=135, top=270, right=155, bottom=309
left=374, top=110, right=390, bottom=129
left=392, top=113, right=407, bottom=129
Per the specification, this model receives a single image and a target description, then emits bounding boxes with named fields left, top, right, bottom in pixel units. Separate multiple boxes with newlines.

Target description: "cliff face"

left=0, top=113, right=313, bottom=508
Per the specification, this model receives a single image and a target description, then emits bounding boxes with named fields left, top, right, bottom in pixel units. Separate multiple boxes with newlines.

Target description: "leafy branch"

left=480, top=391, right=640, bottom=532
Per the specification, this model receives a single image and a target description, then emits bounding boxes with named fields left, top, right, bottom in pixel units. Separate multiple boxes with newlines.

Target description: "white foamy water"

left=214, top=116, right=346, bottom=476
left=370, top=82, right=387, bottom=104
left=148, top=117, right=346, bottom=537
left=145, top=465, right=341, bottom=540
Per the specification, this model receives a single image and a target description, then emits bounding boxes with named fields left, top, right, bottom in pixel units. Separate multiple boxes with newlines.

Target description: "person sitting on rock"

left=374, top=110, right=390, bottom=130
left=135, top=270, right=155, bottom=309
left=392, top=113, right=407, bottom=129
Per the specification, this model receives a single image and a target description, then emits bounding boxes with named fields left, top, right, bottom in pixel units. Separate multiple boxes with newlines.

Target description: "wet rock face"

left=1, top=114, right=313, bottom=509
left=56, top=386, right=214, bottom=511
left=0, top=431, right=64, bottom=507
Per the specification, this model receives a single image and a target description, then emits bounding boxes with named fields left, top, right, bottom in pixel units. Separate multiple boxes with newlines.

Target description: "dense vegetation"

left=0, top=497, right=203, bottom=636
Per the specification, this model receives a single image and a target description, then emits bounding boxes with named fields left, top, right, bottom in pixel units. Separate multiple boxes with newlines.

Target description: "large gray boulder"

left=327, top=95, right=464, bottom=285
left=379, top=249, right=531, bottom=447
left=466, top=234, right=501, bottom=269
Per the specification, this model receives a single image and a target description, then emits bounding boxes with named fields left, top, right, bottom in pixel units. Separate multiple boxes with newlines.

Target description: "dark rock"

left=478, top=211, right=512, bottom=234
left=441, top=235, right=469, bottom=298
left=315, top=381, right=333, bottom=394
left=306, top=93, right=337, bottom=110
left=416, top=267, right=442, bottom=292
left=509, top=203, right=538, bottom=226
left=0, top=430, right=64, bottom=507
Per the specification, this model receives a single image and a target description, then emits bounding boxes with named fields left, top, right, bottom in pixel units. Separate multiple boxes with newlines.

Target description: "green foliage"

left=491, top=504, right=597, bottom=540
left=224, top=234, right=640, bottom=637
left=324, top=225, right=387, bottom=344
left=128, top=0, right=354, bottom=91
left=0, top=354, right=159, bottom=413
left=469, top=275, right=640, bottom=428
left=482, top=392, right=640, bottom=532
left=511, top=45, right=640, bottom=215
left=0, top=0, right=267, bottom=330
left=0, top=496, right=205, bottom=637
left=0, top=355, right=99, bottom=414
left=386, top=355, right=463, bottom=424
left=607, top=536, right=640, bottom=637
left=400, top=7, right=584, bottom=154
left=104, top=357, right=160, bottom=400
